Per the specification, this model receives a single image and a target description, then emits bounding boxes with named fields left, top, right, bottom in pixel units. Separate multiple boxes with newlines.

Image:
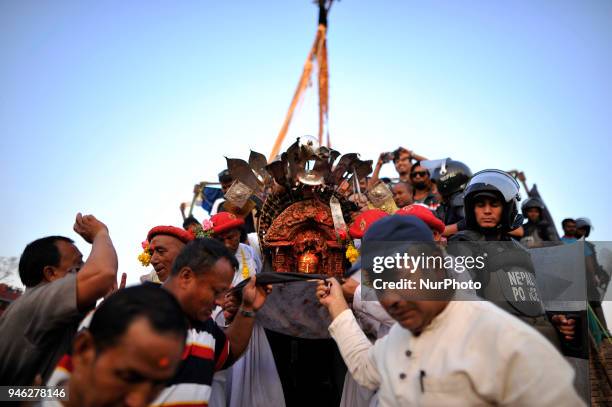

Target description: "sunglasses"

left=410, top=171, right=428, bottom=178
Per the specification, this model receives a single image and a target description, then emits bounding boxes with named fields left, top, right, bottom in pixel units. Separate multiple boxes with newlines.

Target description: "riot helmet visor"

left=467, top=169, right=520, bottom=203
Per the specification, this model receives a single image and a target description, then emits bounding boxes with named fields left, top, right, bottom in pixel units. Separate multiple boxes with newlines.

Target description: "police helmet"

left=463, top=169, right=522, bottom=232
left=521, top=197, right=545, bottom=216
left=433, top=159, right=472, bottom=198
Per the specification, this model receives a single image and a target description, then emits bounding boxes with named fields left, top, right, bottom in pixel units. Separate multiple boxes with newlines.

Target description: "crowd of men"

left=0, top=145, right=604, bottom=407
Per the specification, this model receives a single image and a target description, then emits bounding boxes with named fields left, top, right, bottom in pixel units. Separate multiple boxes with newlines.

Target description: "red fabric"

left=182, top=343, right=215, bottom=361
left=147, top=225, right=195, bottom=243
left=57, top=354, right=73, bottom=372
left=211, top=212, right=244, bottom=234
left=395, top=204, right=445, bottom=234
left=214, top=338, right=231, bottom=372
left=349, top=209, right=388, bottom=239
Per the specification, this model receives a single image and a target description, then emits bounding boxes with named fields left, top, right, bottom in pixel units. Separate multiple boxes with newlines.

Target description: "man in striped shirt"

left=152, top=238, right=269, bottom=406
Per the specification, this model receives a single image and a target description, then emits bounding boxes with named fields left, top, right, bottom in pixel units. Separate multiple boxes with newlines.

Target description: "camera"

left=382, top=152, right=394, bottom=163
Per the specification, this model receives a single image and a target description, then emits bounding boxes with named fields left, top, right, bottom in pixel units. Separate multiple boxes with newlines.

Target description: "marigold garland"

left=240, top=248, right=250, bottom=280
left=138, top=240, right=152, bottom=267
left=345, top=242, right=359, bottom=264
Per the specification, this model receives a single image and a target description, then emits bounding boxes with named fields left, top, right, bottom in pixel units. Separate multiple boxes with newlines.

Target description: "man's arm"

left=73, top=213, right=118, bottom=311
left=223, top=276, right=269, bottom=360
left=317, top=279, right=382, bottom=390
left=443, top=223, right=459, bottom=237
left=508, top=225, right=524, bottom=238
left=369, top=152, right=389, bottom=186
left=410, top=151, right=427, bottom=162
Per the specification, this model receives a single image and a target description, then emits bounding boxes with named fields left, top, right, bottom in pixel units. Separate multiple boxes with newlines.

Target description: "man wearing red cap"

left=210, top=212, right=260, bottom=286
left=140, top=225, right=194, bottom=283
left=344, top=209, right=394, bottom=332
left=345, top=206, right=447, bottom=331
left=340, top=206, right=445, bottom=407
left=348, top=209, right=389, bottom=243
left=341, top=209, right=397, bottom=407
left=345, top=209, right=389, bottom=296
left=342, top=208, right=388, bottom=303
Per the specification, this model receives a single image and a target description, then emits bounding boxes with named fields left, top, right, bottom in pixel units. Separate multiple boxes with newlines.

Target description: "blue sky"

left=1, top=0, right=611, bottom=288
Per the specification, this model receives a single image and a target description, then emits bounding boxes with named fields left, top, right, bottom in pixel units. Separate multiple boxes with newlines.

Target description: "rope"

left=588, top=303, right=612, bottom=345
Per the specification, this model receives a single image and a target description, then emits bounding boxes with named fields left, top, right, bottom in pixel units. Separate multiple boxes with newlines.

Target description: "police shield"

left=490, top=265, right=545, bottom=317
left=459, top=241, right=546, bottom=317
left=529, top=242, right=589, bottom=361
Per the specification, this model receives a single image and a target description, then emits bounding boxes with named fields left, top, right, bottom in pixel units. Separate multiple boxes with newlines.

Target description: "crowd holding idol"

left=0, top=138, right=607, bottom=407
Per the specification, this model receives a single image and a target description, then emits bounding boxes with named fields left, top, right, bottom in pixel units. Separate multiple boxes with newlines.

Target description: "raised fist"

left=73, top=213, right=109, bottom=244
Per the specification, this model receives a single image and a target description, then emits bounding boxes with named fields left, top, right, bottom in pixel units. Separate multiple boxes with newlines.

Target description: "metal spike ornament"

left=229, top=140, right=363, bottom=278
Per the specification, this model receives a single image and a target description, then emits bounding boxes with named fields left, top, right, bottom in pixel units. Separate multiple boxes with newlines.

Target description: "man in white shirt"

left=317, top=215, right=585, bottom=406
left=209, top=211, right=285, bottom=407
left=210, top=212, right=260, bottom=286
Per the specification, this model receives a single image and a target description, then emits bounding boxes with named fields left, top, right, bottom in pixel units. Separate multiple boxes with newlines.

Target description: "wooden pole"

left=269, top=1, right=332, bottom=161
left=268, top=30, right=320, bottom=162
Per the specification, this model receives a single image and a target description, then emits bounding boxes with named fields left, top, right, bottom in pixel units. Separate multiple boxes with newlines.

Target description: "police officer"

left=449, top=169, right=573, bottom=350
left=520, top=197, right=555, bottom=247
left=432, top=159, right=472, bottom=226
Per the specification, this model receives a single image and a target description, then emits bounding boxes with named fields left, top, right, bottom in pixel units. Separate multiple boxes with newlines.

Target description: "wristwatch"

left=239, top=308, right=256, bottom=318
